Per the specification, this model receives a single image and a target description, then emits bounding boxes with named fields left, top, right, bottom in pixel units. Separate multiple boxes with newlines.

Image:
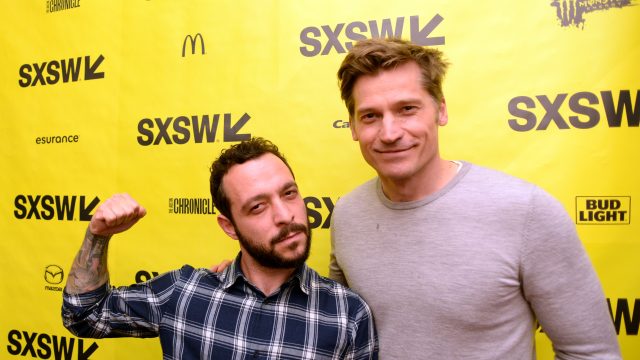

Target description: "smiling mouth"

left=375, top=147, right=412, bottom=154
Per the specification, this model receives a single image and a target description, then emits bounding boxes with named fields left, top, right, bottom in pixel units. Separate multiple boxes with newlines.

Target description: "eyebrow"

left=239, top=181, right=298, bottom=213
left=355, top=98, right=424, bottom=116
left=355, top=106, right=376, bottom=116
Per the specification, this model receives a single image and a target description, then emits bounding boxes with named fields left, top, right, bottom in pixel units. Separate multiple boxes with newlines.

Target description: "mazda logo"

left=44, top=265, right=64, bottom=285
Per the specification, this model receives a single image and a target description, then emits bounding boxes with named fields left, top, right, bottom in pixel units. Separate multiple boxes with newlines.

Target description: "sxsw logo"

left=137, top=113, right=251, bottom=146
left=538, top=297, right=640, bottom=336
left=14, top=195, right=99, bottom=221
left=508, top=90, right=639, bottom=131
left=608, top=298, right=640, bottom=336
left=7, top=329, right=98, bottom=360
left=18, top=55, right=105, bottom=87
left=182, top=33, right=205, bottom=57
left=300, top=14, right=444, bottom=57
left=305, top=196, right=337, bottom=229
left=576, top=196, right=630, bottom=225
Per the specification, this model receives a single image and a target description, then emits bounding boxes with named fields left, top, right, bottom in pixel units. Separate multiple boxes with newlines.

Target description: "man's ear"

left=217, top=215, right=238, bottom=240
left=437, top=97, right=449, bottom=126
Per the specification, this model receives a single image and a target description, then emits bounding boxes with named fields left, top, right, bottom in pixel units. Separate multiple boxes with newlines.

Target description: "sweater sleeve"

left=329, top=200, right=349, bottom=287
left=520, top=187, right=620, bottom=359
left=329, top=229, right=349, bottom=286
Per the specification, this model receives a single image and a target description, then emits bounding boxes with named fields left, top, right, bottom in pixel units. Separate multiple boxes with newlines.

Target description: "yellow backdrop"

left=1, top=1, right=638, bottom=358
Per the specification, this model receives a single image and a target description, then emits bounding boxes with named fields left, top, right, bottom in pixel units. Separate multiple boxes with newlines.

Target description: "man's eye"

left=250, top=203, right=264, bottom=213
left=360, top=113, right=378, bottom=122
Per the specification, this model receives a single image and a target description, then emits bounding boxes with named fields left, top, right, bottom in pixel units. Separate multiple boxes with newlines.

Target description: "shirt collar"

left=218, top=253, right=313, bottom=295
left=218, top=253, right=245, bottom=290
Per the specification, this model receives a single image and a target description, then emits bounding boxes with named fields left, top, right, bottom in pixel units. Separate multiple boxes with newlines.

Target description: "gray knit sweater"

left=330, top=161, right=620, bottom=359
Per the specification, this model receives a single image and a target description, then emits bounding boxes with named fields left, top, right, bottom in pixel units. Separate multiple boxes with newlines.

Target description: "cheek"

left=406, top=120, right=436, bottom=138
left=236, top=218, right=266, bottom=237
left=354, top=126, right=377, bottom=146
left=293, top=200, right=308, bottom=221
left=358, top=140, right=374, bottom=159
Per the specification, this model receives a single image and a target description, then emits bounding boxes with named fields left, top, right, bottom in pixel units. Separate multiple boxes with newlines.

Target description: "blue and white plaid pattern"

left=63, top=255, right=378, bottom=359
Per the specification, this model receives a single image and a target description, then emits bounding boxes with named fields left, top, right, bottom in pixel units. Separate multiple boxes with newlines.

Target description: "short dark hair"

left=337, top=37, right=449, bottom=117
left=209, top=137, right=293, bottom=222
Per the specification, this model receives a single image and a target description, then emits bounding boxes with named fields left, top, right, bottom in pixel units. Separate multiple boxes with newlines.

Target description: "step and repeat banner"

left=1, top=1, right=638, bottom=359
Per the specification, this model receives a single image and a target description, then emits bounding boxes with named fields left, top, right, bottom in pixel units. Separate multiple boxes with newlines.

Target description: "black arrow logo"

left=224, top=113, right=251, bottom=142
left=84, top=55, right=105, bottom=80
left=78, top=340, right=99, bottom=360
left=80, top=196, right=100, bottom=221
left=410, top=15, right=445, bottom=46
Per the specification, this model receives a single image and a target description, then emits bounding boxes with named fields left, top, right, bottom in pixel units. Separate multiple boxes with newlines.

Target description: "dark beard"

left=236, top=222, right=311, bottom=269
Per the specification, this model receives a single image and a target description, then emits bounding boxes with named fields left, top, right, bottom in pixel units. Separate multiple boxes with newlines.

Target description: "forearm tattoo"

left=66, top=229, right=111, bottom=294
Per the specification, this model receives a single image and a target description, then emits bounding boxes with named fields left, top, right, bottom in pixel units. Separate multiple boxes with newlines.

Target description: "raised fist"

left=89, top=193, right=147, bottom=236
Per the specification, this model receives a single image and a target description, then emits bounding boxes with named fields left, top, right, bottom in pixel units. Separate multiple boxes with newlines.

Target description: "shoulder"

left=464, top=163, right=573, bottom=229
left=471, top=163, right=565, bottom=210
left=461, top=162, right=544, bottom=202
left=177, top=264, right=207, bottom=276
left=335, top=178, right=378, bottom=208
left=464, top=162, right=534, bottom=189
left=308, top=268, right=373, bottom=314
left=156, top=265, right=220, bottom=288
left=450, top=163, right=574, bottom=227
left=332, top=178, right=379, bottom=226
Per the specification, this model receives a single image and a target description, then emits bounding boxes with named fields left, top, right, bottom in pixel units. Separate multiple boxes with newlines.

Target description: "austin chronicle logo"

left=182, top=33, right=205, bottom=57
left=45, top=265, right=64, bottom=284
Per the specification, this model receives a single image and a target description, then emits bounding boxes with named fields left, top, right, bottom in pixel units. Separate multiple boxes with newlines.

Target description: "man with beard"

left=62, top=137, right=378, bottom=359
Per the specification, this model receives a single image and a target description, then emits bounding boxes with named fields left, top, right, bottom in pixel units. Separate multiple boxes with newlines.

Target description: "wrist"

left=86, top=227, right=112, bottom=242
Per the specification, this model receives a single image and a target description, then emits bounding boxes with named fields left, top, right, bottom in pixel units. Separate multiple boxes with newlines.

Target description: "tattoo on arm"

left=65, top=228, right=112, bottom=294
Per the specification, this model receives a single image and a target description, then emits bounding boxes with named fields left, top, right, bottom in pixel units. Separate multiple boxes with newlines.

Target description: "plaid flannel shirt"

left=62, top=254, right=378, bottom=359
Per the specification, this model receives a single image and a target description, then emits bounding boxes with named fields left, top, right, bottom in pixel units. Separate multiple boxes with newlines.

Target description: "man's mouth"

left=271, top=222, right=308, bottom=246
left=274, top=231, right=299, bottom=244
left=286, top=231, right=300, bottom=239
left=375, top=146, right=412, bottom=154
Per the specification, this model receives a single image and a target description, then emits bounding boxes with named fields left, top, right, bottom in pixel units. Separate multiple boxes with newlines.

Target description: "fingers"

left=90, top=193, right=147, bottom=236
left=210, top=259, right=232, bottom=273
left=102, top=194, right=145, bottom=226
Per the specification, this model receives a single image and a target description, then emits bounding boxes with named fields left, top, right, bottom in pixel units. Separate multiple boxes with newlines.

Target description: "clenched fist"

left=89, top=193, right=147, bottom=236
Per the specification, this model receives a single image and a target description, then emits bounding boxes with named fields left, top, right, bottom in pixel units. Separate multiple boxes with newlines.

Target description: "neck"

left=380, top=158, right=458, bottom=202
left=239, top=253, right=296, bottom=296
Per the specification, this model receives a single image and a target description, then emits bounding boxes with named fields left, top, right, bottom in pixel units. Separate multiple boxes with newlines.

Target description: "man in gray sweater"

left=329, top=38, right=621, bottom=359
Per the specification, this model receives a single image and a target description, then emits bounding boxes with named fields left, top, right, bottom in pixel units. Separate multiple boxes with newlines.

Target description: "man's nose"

left=272, top=199, right=294, bottom=225
left=379, top=114, right=402, bottom=143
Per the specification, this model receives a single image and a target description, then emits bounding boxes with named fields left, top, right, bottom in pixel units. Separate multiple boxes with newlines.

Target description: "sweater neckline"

left=375, top=161, right=471, bottom=210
